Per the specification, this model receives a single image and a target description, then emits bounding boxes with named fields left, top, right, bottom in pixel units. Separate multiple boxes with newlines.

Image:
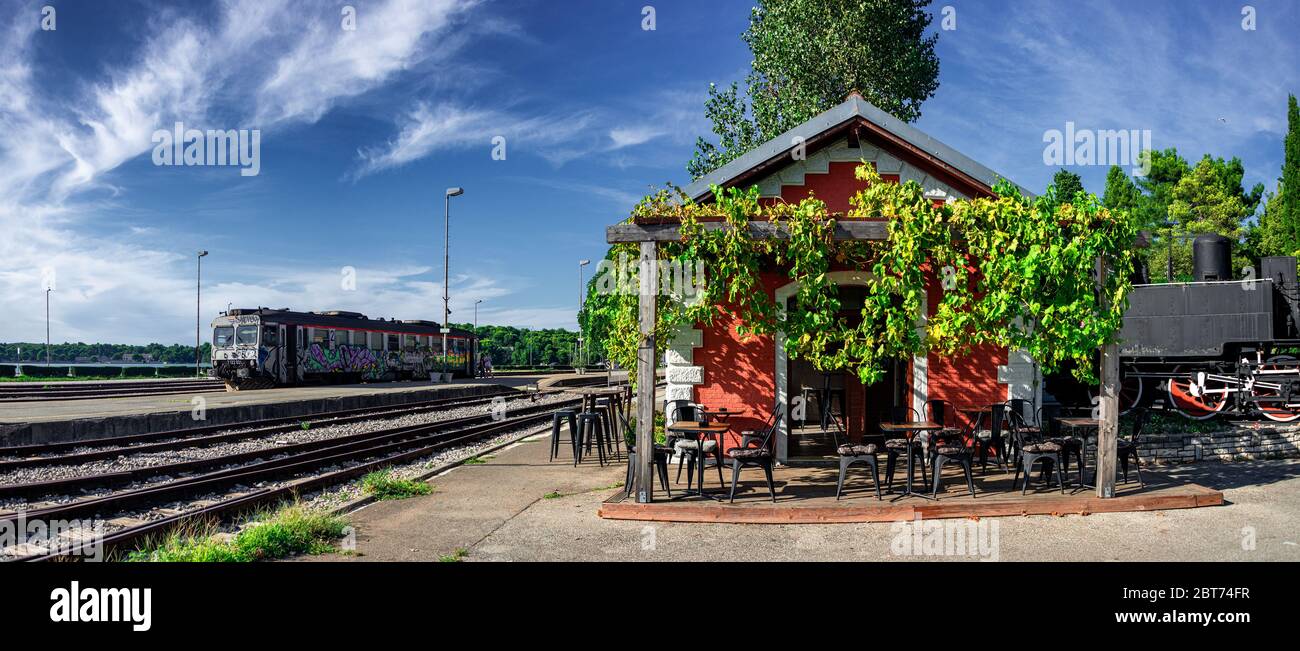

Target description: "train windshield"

left=214, top=326, right=235, bottom=347
left=236, top=325, right=259, bottom=346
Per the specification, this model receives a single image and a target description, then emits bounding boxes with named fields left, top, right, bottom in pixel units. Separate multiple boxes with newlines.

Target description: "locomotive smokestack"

left=1192, top=234, right=1232, bottom=282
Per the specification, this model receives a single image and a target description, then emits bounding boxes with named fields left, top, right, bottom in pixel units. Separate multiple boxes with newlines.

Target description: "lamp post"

left=196, top=250, right=208, bottom=377
left=474, top=299, right=482, bottom=375
left=45, top=287, right=52, bottom=366
left=443, top=187, right=464, bottom=375
left=578, top=259, right=590, bottom=367
left=1163, top=220, right=1177, bottom=282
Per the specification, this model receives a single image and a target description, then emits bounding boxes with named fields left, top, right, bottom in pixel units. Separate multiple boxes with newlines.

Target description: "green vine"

left=583, top=162, right=1138, bottom=387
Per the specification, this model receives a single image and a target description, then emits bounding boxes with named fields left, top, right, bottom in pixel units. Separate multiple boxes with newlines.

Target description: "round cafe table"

left=878, top=420, right=943, bottom=499
left=665, top=419, right=730, bottom=499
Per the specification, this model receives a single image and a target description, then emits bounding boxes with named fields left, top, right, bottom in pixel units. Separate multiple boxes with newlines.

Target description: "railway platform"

left=0, top=377, right=566, bottom=447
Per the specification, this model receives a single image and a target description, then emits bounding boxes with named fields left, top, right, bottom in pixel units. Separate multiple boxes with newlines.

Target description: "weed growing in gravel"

left=463, top=456, right=488, bottom=465
left=361, top=470, right=433, bottom=500
left=439, top=548, right=468, bottom=562
left=126, top=504, right=348, bottom=562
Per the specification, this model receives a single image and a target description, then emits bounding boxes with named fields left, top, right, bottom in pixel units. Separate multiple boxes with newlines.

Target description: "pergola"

left=606, top=219, right=1125, bottom=504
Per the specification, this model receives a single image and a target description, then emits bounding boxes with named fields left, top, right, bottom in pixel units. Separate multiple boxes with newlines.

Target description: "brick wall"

left=691, top=272, right=785, bottom=450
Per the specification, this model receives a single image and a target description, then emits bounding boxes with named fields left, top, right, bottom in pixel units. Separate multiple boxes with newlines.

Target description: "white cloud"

left=351, top=102, right=595, bottom=178
left=608, top=125, right=667, bottom=149
left=0, top=0, right=578, bottom=345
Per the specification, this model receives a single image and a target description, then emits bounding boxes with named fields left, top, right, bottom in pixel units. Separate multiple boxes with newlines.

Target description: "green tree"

left=1255, top=95, right=1300, bottom=257
left=1102, top=165, right=1140, bottom=214
left=688, top=0, right=940, bottom=179
left=1049, top=169, right=1085, bottom=206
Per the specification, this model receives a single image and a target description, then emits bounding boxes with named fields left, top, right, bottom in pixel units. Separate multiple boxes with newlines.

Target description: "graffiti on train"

left=296, top=343, right=466, bottom=378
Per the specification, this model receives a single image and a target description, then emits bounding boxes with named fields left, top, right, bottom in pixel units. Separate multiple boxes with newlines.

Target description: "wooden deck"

left=599, top=462, right=1224, bottom=524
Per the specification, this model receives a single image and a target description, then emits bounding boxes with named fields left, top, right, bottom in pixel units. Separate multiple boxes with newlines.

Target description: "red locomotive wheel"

left=1165, top=365, right=1229, bottom=420
left=1252, top=356, right=1300, bottom=423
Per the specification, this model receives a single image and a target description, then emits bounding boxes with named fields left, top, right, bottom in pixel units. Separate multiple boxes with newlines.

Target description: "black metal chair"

left=929, top=422, right=977, bottom=499
left=725, top=411, right=783, bottom=503
left=925, top=398, right=963, bottom=440
left=882, top=406, right=928, bottom=492
left=1037, top=404, right=1084, bottom=485
left=666, top=400, right=701, bottom=483
left=1010, top=421, right=1066, bottom=494
left=831, top=410, right=882, bottom=500
left=623, top=421, right=673, bottom=499
left=1118, top=409, right=1150, bottom=486
left=973, top=404, right=1011, bottom=474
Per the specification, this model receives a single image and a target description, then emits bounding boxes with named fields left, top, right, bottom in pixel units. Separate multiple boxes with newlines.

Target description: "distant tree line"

left=453, top=324, right=589, bottom=367
left=0, top=342, right=212, bottom=364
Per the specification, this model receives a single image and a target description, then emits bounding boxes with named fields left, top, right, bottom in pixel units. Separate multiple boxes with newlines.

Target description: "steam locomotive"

left=1118, top=234, right=1300, bottom=421
left=210, top=308, right=476, bottom=389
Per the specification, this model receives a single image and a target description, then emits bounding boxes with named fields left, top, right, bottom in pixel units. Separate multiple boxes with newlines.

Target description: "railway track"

left=0, top=383, right=625, bottom=561
left=0, top=378, right=225, bottom=402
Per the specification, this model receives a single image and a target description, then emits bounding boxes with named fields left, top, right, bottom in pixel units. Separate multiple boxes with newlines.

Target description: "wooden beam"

left=1096, top=257, right=1119, bottom=498
left=607, top=220, right=888, bottom=244
left=635, top=241, right=658, bottom=503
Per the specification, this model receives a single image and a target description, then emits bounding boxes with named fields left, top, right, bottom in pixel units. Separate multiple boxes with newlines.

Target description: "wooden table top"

left=667, top=421, right=731, bottom=434
left=879, top=421, right=942, bottom=432
left=1056, top=417, right=1101, bottom=428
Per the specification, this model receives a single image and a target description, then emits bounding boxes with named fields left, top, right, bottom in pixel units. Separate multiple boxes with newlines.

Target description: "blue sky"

left=0, top=0, right=1296, bottom=345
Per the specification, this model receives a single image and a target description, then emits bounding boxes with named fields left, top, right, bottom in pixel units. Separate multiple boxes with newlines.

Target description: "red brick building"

left=665, top=94, right=1037, bottom=464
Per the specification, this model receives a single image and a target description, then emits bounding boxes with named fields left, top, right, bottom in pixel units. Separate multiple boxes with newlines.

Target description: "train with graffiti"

left=210, top=308, right=476, bottom=389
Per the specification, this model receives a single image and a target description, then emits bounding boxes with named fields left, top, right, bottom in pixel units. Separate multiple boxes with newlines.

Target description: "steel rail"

left=22, top=408, right=570, bottom=562
left=4, top=399, right=583, bottom=560
left=0, top=397, right=574, bottom=499
left=0, top=388, right=525, bottom=468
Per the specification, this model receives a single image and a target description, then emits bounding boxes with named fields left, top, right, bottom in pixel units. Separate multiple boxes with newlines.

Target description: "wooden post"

left=635, top=241, right=658, bottom=503
left=1096, top=257, right=1119, bottom=498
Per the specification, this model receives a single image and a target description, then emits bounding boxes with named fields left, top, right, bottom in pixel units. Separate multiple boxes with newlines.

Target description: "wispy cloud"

left=351, top=102, right=595, bottom=178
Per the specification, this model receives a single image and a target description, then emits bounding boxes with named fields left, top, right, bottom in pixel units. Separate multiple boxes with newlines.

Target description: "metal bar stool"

left=577, top=411, right=608, bottom=466
left=549, top=408, right=579, bottom=464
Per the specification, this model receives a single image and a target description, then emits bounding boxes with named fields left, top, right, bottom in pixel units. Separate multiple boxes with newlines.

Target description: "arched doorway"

left=774, top=271, right=920, bottom=463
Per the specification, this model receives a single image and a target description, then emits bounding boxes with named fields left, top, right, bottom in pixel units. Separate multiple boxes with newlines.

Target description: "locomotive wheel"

left=1091, top=365, right=1146, bottom=416
left=1252, top=355, right=1300, bottom=423
left=1119, top=366, right=1145, bottom=416
left=1165, top=365, right=1230, bottom=420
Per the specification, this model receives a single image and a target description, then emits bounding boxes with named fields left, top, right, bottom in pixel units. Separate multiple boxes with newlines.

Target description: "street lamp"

left=196, top=250, right=208, bottom=377
left=45, top=287, right=52, bottom=367
left=443, top=187, right=464, bottom=375
left=474, top=299, right=483, bottom=375
left=1162, top=220, right=1177, bottom=282
left=578, top=259, right=590, bottom=367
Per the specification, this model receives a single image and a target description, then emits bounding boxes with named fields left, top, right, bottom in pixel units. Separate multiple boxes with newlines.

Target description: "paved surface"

left=307, top=427, right=1300, bottom=562
left=0, top=376, right=558, bottom=424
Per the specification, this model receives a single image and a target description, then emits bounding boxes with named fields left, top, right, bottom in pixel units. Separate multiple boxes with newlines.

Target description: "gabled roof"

left=683, top=93, right=1031, bottom=201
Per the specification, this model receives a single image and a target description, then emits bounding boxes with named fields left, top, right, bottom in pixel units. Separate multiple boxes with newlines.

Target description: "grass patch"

left=439, top=548, right=469, bottom=563
left=126, top=504, right=349, bottom=562
left=462, top=455, right=489, bottom=465
left=361, top=470, right=433, bottom=500
left=543, top=491, right=563, bottom=499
